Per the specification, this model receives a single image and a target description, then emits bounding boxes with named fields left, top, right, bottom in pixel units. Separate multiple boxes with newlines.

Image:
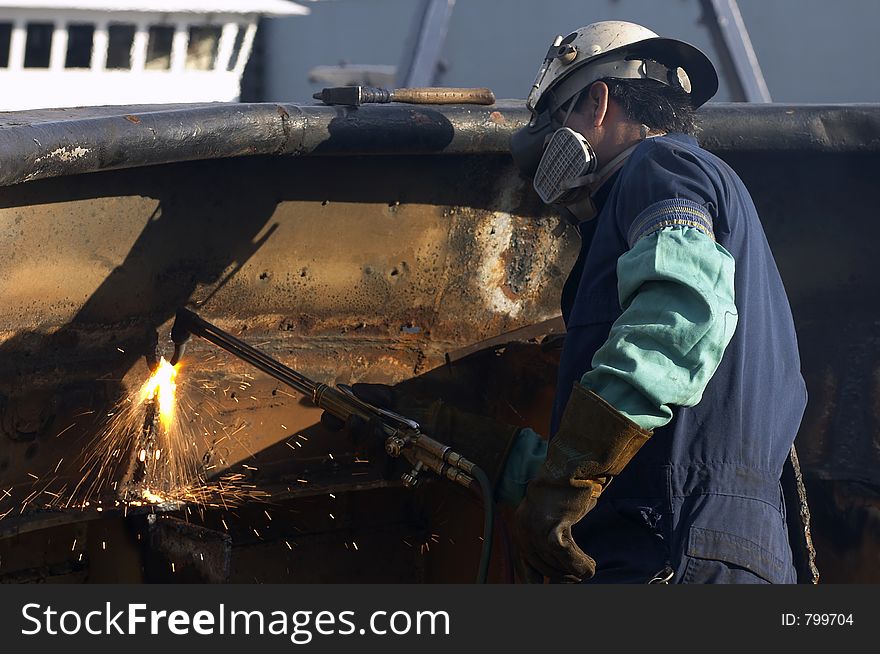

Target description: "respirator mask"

left=512, top=96, right=642, bottom=224
left=510, top=63, right=644, bottom=224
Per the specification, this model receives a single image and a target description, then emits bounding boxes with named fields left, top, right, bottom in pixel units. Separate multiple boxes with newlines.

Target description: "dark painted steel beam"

left=2, top=102, right=880, bottom=188
left=397, top=0, right=456, bottom=87
left=701, top=0, right=772, bottom=102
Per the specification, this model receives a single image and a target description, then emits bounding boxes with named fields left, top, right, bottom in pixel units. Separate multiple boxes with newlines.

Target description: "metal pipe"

left=4, top=103, right=880, bottom=188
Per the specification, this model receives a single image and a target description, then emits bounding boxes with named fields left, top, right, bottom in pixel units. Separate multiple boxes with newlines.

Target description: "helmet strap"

left=560, top=89, right=583, bottom=128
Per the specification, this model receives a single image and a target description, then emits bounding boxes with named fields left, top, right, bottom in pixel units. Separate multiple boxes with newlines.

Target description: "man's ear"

left=588, top=81, right=610, bottom=127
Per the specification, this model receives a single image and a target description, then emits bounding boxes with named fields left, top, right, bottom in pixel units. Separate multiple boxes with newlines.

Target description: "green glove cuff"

left=496, top=428, right=548, bottom=507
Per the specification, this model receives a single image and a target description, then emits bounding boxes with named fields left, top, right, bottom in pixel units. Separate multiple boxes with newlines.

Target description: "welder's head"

left=510, top=20, right=718, bottom=183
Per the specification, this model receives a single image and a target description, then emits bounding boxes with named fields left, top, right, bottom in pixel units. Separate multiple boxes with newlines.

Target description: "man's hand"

left=319, top=383, right=434, bottom=444
left=513, top=474, right=600, bottom=583
left=512, top=383, right=652, bottom=583
left=319, top=383, right=400, bottom=446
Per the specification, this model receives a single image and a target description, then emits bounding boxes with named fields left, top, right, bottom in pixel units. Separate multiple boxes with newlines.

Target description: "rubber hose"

left=471, top=465, right=495, bottom=584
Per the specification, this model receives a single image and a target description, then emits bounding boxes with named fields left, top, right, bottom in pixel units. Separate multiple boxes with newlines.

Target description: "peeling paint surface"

left=34, top=146, right=90, bottom=165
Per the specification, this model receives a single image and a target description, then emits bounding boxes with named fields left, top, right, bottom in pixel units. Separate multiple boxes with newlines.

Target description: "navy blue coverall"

left=554, top=133, right=808, bottom=583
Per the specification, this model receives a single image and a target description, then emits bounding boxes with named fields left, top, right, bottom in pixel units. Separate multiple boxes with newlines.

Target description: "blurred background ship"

left=0, top=0, right=309, bottom=109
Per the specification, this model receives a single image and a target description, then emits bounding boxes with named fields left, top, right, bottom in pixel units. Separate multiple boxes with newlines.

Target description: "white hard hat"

left=527, top=20, right=718, bottom=115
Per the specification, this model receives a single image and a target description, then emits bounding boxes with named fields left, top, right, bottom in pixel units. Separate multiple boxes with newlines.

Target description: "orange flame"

left=139, top=357, right=178, bottom=429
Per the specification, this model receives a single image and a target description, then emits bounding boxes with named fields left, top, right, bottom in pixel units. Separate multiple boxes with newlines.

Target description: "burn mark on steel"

left=0, top=390, right=56, bottom=442
left=470, top=210, right=562, bottom=319
left=276, top=104, right=291, bottom=147
left=146, top=515, right=232, bottom=583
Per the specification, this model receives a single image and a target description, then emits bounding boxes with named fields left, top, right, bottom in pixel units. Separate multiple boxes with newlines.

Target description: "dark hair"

left=594, top=77, right=700, bottom=135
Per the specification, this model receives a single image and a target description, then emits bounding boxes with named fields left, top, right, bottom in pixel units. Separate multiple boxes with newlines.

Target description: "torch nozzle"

left=169, top=308, right=195, bottom=365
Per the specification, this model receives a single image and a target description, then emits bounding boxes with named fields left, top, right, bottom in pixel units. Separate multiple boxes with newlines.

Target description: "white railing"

left=0, top=9, right=262, bottom=109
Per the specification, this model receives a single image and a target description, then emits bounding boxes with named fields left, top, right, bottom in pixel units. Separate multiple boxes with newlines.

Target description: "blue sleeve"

left=579, top=140, right=737, bottom=431
left=614, top=139, right=721, bottom=246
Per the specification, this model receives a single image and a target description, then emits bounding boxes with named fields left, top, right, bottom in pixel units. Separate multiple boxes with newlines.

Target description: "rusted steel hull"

left=0, top=102, right=877, bottom=582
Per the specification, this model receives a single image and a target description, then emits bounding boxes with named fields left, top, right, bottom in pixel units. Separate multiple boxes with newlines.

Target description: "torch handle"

left=171, top=309, right=478, bottom=483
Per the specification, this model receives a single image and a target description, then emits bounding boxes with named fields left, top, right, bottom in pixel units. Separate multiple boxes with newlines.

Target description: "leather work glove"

left=320, top=383, right=522, bottom=492
left=513, top=383, right=652, bottom=583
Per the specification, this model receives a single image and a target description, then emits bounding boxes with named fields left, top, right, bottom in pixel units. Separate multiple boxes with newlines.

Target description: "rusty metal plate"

left=0, top=103, right=878, bottom=582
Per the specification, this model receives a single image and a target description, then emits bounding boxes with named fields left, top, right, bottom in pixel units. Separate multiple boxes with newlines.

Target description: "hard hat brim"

left=540, top=35, right=720, bottom=112
left=613, top=36, right=719, bottom=107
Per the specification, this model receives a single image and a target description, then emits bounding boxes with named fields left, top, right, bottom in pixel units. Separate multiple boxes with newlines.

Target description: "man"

left=327, top=21, right=808, bottom=584
left=505, top=20, right=808, bottom=584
